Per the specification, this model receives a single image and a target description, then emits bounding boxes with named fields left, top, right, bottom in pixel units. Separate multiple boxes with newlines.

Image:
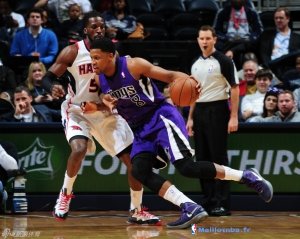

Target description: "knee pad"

left=131, top=153, right=153, bottom=184
left=174, top=157, right=216, bottom=179
left=132, top=153, right=167, bottom=193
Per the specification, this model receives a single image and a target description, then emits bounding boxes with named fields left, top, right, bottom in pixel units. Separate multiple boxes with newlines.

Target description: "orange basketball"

left=169, top=77, right=198, bottom=107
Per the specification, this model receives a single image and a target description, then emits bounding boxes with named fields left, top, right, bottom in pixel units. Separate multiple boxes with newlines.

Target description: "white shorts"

left=61, top=102, right=133, bottom=156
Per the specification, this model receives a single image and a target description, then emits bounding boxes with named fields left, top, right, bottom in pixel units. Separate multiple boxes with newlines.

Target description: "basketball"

left=169, top=77, right=198, bottom=107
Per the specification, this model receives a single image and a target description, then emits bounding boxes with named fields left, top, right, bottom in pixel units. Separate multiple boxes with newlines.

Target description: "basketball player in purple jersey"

left=83, top=37, right=273, bottom=229
left=41, top=11, right=159, bottom=224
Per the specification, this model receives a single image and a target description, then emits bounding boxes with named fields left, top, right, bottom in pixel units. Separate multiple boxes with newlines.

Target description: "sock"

left=223, top=166, right=243, bottom=181
left=0, top=145, right=18, bottom=170
left=130, top=188, right=143, bottom=211
left=62, top=171, right=77, bottom=195
left=163, top=185, right=195, bottom=207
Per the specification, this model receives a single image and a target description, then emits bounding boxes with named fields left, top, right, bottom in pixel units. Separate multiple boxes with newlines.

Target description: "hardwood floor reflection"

left=0, top=211, right=299, bottom=238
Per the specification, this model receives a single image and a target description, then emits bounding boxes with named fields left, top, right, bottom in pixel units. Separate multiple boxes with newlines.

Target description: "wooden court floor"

left=0, top=211, right=299, bottom=239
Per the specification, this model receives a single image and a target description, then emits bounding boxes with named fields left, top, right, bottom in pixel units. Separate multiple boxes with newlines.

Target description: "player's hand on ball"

left=189, top=75, right=202, bottom=96
left=102, top=94, right=117, bottom=111
left=81, top=101, right=98, bottom=113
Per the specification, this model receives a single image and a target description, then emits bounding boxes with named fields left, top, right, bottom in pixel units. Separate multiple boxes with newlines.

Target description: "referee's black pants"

left=193, top=100, right=230, bottom=212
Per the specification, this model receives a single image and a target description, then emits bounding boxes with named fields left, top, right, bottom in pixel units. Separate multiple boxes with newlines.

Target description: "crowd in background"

left=0, top=0, right=300, bottom=123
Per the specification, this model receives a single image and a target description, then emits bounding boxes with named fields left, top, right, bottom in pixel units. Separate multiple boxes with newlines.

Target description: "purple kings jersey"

left=99, top=56, right=165, bottom=127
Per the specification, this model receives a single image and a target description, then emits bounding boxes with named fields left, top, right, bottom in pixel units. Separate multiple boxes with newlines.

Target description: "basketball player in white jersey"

left=42, top=11, right=159, bottom=225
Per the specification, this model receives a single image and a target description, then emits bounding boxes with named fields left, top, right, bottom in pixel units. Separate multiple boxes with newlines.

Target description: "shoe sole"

left=127, top=218, right=162, bottom=226
left=127, top=220, right=163, bottom=226
left=52, top=210, right=68, bottom=222
left=166, top=211, right=208, bottom=229
left=250, top=168, right=273, bottom=203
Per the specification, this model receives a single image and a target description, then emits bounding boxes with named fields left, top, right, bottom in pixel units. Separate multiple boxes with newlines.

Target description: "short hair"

left=26, top=7, right=43, bottom=20
left=82, top=10, right=104, bottom=27
left=90, top=37, right=116, bottom=54
left=278, top=90, right=294, bottom=101
left=199, top=25, right=217, bottom=37
left=274, top=7, right=290, bottom=18
left=255, top=69, right=273, bottom=80
left=14, top=86, right=31, bottom=96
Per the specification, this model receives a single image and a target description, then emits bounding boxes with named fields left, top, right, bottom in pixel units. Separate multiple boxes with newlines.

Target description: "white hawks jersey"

left=66, top=40, right=100, bottom=106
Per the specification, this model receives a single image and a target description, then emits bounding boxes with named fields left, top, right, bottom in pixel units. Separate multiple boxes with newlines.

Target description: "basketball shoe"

left=240, top=168, right=273, bottom=203
left=53, top=189, right=74, bottom=221
left=167, top=202, right=208, bottom=229
left=128, top=206, right=161, bottom=225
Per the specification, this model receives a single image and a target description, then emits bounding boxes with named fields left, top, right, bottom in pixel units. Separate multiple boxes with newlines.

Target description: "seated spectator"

left=104, top=0, right=139, bottom=40
left=13, top=85, right=60, bottom=122
left=0, top=0, right=25, bottom=43
left=241, top=68, right=272, bottom=121
left=260, top=90, right=300, bottom=122
left=247, top=87, right=279, bottom=122
left=24, top=61, right=63, bottom=112
left=58, top=3, right=84, bottom=49
left=238, top=58, right=259, bottom=96
left=9, top=7, right=59, bottom=68
left=35, top=0, right=92, bottom=23
left=214, top=0, right=263, bottom=69
left=257, top=7, right=300, bottom=68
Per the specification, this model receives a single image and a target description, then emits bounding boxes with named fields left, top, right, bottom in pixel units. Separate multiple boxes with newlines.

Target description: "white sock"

left=62, top=171, right=77, bottom=195
left=163, top=185, right=195, bottom=207
left=0, top=145, right=18, bottom=170
left=130, top=188, right=143, bottom=211
left=223, top=166, right=243, bottom=181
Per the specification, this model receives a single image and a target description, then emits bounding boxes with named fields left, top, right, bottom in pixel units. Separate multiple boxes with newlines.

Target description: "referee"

left=187, top=25, right=239, bottom=216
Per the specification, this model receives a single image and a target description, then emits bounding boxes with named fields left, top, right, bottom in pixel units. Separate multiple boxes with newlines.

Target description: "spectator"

left=35, top=0, right=92, bottom=23
left=24, top=61, right=63, bottom=112
left=213, top=0, right=263, bottom=69
left=257, top=7, right=300, bottom=68
left=104, top=0, right=138, bottom=40
left=241, top=68, right=272, bottom=121
left=247, top=87, right=279, bottom=122
left=13, top=85, right=60, bottom=122
left=238, top=59, right=259, bottom=96
left=0, top=0, right=25, bottom=43
left=260, top=90, right=300, bottom=122
left=58, top=3, right=84, bottom=49
left=9, top=7, right=59, bottom=67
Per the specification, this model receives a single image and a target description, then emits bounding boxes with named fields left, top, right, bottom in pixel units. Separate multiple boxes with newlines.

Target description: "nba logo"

left=191, top=224, right=197, bottom=235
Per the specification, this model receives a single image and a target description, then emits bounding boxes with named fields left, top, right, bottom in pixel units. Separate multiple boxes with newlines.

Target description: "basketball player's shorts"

left=130, top=102, right=194, bottom=168
left=61, top=102, right=133, bottom=156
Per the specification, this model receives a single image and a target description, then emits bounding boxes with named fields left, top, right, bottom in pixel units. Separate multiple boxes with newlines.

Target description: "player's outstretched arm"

left=128, top=57, right=189, bottom=84
left=42, top=44, right=77, bottom=99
